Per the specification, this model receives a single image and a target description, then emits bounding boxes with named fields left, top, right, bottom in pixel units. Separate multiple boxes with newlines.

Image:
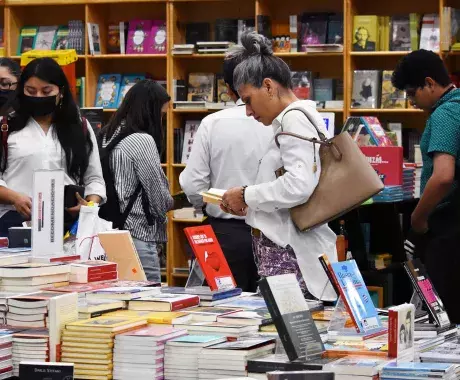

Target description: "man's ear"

left=425, top=77, right=436, bottom=89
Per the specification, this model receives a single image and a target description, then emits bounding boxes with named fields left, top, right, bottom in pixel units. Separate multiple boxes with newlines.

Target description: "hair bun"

left=240, top=31, right=273, bottom=56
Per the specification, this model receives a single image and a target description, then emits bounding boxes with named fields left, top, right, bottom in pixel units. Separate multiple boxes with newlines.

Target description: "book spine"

left=87, top=264, right=118, bottom=275
left=388, top=309, right=397, bottom=357
left=259, top=278, right=298, bottom=361
left=170, top=296, right=199, bottom=311
left=318, top=254, right=340, bottom=296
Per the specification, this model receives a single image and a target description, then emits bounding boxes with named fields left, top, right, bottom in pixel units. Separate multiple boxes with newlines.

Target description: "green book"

left=17, top=26, right=38, bottom=55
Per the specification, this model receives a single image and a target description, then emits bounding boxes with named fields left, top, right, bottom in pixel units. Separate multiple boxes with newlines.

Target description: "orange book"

left=183, top=226, right=236, bottom=291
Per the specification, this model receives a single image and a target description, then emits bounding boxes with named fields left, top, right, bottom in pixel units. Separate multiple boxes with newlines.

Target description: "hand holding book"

left=221, top=186, right=247, bottom=217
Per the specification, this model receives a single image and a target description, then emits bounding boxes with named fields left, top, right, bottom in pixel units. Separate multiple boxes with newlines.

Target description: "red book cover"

left=86, top=271, right=118, bottom=283
left=388, top=308, right=397, bottom=358
left=360, top=146, right=403, bottom=186
left=71, top=260, right=118, bottom=275
left=184, top=226, right=236, bottom=291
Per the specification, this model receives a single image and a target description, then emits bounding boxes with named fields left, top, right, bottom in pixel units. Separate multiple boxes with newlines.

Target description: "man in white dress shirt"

left=179, top=56, right=272, bottom=291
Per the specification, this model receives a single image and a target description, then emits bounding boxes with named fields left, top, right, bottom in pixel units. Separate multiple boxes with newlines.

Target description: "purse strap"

left=275, top=106, right=342, bottom=159
left=1, top=116, right=8, bottom=165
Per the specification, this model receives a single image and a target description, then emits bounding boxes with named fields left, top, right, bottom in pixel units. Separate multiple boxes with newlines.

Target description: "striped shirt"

left=102, top=127, right=173, bottom=242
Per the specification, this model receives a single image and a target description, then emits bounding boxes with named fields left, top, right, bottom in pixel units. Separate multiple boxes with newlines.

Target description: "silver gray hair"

left=226, top=31, right=292, bottom=91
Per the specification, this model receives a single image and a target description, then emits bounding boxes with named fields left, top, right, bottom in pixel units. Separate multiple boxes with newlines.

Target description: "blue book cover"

left=330, top=260, right=383, bottom=333
left=382, top=362, right=454, bottom=372
left=95, top=74, right=122, bottom=109
left=117, top=74, right=146, bottom=108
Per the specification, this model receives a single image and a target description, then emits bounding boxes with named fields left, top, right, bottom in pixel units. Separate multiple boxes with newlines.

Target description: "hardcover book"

left=291, top=71, right=314, bottom=100
left=351, top=70, right=381, bottom=109
left=148, top=20, right=167, bottom=54
left=107, top=23, right=121, bottom=54
left=187, top=73, right=215, bottom=102
left=329, top=260, right=383, bottom=333
left=353, top=15, right=378, bottom=51
left=94, top=74, right=122, bottom=109
left=403, top=259, right=451, bottom=328
left=183, top=225, right=236, bottom=291
left=390, top=16, right=411, bottom=51
left=117, top=74, right=146, bottom=107
left=126, top=20, right=152, bottom=54
left=388, top=303, right=415, bottom=359
left=19, top=362, right=73, bottom=380
left=35, top=25, right=58, bottom=50
left=381, top=70, right=406, bottom=109
left=259, top=274, right=324, bottom=361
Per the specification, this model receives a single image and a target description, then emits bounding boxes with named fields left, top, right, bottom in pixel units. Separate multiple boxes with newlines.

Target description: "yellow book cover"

left=353, top=15, right=378, bottom=51
left=146, top=311, right=190, bottom=324
left=381, top=70, right=406, bottom=108
left=74, top=363, right=113, bottom=371
left=65, top=316, right=147, bottom=333
left=384, top=16, right=391, bottom=51
left=61, top=346, right=113, bottom=354
left=104, top=309, right=152, bottom=318
left=61, top=356, right=112, bottom=365
left=62, top=341, right=114, bottom=349
left=60, top=351, right=112, bottom=360
left=62, top=335, right=113, bottom=344
left=260, top=324, right=277, bottom=332
left=75, top=369, right=113, bottom=377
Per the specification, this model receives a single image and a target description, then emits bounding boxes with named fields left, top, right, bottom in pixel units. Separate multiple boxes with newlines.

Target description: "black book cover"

left=186, top=22, right=210, bottom=44
left=248, top=355, right=336, bottom=373
left=19, top=362, right=74, bottom=380
left=267, top=370, right=335, bottom=380
left=404, top=259, right=451, bottom=328
left=80, top=107, right=103, bottom=133
left=327, top=13, right=344, bottom=44
left=259, top=274, right=324, bottom=361
left=256, top=15, right=272, bottom=39
left=215, top=18, right=238, bottom=43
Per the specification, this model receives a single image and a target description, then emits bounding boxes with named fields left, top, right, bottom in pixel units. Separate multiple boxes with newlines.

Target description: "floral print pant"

left=252, top=232, right=313, bottom=299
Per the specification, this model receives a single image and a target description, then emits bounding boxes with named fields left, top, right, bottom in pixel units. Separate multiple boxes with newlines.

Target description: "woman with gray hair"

left=221, top=31, right=338, bottom=301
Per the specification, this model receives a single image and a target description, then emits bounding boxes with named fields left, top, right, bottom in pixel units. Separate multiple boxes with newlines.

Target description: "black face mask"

left=22, top=95, right=58, bottom=117
left=0, top=89, right=14, bottom=109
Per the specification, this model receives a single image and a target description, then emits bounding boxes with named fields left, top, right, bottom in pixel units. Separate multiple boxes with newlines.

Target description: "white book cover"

left=181, top=120, right=201, bottom=164
left=32, top=170, right=64, bottom=257
left=87, top=22, right=101, bottom=55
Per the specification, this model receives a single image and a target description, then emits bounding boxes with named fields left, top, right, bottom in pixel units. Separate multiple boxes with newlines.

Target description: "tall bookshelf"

left=0, top=0, right=452, bottom=285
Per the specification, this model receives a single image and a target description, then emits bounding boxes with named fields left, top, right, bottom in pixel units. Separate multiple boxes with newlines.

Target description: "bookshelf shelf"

left=172, top=108, right=221, bottom=113
left=348, top=108, right=424, bottom=114
left=275, top=52, right=344, bottom=58
left=172, top=164, right=186, bottom=168
left=172, top=217, right=207, bottom=224
left=350, top=51, right=411, bottom=56
left=172, top=273, right=189, bottom=279
left=88, top=54, right=167, bottom=59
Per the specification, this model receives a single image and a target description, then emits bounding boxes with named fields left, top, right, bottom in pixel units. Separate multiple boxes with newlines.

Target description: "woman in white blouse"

left=222, top=32, right=338, bottom=301
left=0, top=57, right=106, bottom=235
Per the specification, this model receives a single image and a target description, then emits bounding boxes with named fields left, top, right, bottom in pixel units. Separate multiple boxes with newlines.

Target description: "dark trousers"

left=420, top=207, right=460, bottom=324
left=206, top=217, right=259, bottom=292
left=0, top=211, right=24, bottom=237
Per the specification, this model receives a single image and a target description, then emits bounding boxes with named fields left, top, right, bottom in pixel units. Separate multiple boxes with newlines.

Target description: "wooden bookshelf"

left=2, top=0, right=451, bottom=286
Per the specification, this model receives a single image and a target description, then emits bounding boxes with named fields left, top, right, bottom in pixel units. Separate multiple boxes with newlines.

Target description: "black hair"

left=392, top=49, right=451, bottom=90
left=223, top=58, right=241, bottom=96
left=227, top=31, right=293, bottom=91
left=0, top=58, right=21, bottom=79
left=102, top=79, right=170, bottom=155
left=1, top=57, right=92, bottom=180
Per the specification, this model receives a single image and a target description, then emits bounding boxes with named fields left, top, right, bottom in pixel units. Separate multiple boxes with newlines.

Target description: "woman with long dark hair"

left=100, top=79, right=173, bottom=282
left=0, top=58, right=20, bottom=111
left=0, top=57, right=106, bottom=235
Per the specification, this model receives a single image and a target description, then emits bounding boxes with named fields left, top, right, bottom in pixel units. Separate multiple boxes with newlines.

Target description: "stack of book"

left=113, top=325, right=187, bottom=379
left=0, top=331, right=13, bottom=378
left=197, top=338, right=276, bottom=379
left=324, top=356, right=390, bottom=379
left=420, top=340, right=460, bottom=363
left=373, top=186, right=404, bottom=203
left=0, top=263, right=70, bottom=293
left=128, top=293, right=199, bottom=312
left=78, top=298, right=125, bottom=320
left=12, top=328, right=49, bottom=377
left=7, top=293, right=53, bottom=328
left=86, top=286, right=162, bottom=301
left=381, top=362, right=460, bottom=379
left=164, top=335, right=227, bottom=379
left=61, top=316, right=148, bottom=379
left=403, top=164, right=416, bottom=199
left=70, top=260, right=118, bottom=283
left=160, top=286, right=242, bottom=307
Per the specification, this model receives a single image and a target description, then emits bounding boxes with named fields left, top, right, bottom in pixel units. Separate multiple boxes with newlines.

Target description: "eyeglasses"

left=0, top=81, right=17, bottom=90
left=405, top=87, right=419, bottom=98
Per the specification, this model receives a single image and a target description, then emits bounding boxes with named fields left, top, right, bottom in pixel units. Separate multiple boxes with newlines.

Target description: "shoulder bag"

left=275, top=107, right=384, bottom=231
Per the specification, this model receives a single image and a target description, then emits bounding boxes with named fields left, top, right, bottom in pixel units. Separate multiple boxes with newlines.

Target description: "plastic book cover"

left=94, top=74, right=121, bottom=108
left=183, top=226, right=236, bottom=291
left=117, top=74, right=146, bottom=107
left=403, top=259, right=450, bottom=328
left=330, top=260, right=383, bottom=333
left=148, top=20, right=167, bottom=54
left=381, top=70, right=406, bottom=109
left=126, top=19, right=152, bottom=54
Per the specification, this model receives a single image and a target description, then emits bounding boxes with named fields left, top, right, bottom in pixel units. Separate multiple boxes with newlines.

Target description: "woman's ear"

left=263, top=78, right=274, bottom=99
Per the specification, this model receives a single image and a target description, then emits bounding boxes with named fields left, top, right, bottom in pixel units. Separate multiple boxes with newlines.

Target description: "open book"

left=200, top=188, right=226, bottom=205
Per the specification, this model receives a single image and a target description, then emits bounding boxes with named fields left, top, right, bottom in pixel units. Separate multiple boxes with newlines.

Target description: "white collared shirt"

left=245, top=100, right=338, bottom=301
left=180, top=99, right=272, bottom=219
left=0, top=118, right=106, bottom=218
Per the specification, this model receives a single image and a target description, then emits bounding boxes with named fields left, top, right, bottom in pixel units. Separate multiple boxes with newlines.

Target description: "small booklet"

left=200, top=188, right=226, bottom=204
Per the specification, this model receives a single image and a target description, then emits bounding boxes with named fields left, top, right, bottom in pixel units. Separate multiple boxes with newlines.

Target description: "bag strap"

left=120, top=183, right=143, bottom=228
left=275, top=107, right=342, bottom=160
left=1, top=117, right=8, bottom=166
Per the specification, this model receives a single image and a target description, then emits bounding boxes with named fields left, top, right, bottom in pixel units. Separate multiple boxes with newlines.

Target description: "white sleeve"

left=244, top=109, right=324, bottom=213
left=82, top=121, right=107, bottom=203
left=179, top=119, right=211, bottom=208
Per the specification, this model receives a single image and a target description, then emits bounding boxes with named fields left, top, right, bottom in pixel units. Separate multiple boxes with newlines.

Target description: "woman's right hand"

left=12, top=192, right=32, bottom=220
